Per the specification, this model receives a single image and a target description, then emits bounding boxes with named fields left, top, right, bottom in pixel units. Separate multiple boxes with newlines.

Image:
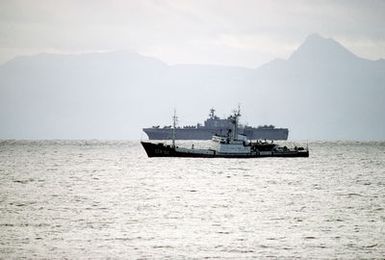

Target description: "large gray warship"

left=143, top=109, right=289, bottom=140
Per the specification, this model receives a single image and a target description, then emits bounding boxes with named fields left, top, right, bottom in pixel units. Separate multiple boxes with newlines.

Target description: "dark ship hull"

left=141, top=141, right=309, bottom=158
left=143, top=127, right=289, bottom=141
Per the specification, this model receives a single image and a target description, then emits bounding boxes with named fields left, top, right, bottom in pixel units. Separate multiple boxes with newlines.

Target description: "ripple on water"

left=0, top=141, right=384, bottom=258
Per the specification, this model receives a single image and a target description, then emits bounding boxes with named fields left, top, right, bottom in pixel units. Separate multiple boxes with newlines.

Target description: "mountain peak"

left=305, top=33, right=325, bottom=42
left=289, top=34, right=357, bottom=64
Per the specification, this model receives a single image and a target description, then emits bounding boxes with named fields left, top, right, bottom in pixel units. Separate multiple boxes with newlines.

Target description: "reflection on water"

left=0, top=141, right=384, bottom=258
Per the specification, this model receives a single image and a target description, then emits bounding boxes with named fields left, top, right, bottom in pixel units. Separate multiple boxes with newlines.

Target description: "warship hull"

left=141, top=141, right=309, bottom=158
left=143, top=127, right=289, bottom=141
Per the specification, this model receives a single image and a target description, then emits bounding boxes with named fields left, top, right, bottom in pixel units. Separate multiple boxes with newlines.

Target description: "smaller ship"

left=141, top=109, right=309, bottom=158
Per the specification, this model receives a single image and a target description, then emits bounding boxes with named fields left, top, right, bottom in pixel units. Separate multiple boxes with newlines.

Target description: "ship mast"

left=228, top=105, right=241, bottom=141
left=172, top=109, right=177, bottom=148
left=233, top=105, right=240, bottom=140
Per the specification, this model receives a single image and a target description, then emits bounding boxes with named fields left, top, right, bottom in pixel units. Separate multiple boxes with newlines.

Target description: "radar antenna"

left=209, top=108, right=215, bottom=119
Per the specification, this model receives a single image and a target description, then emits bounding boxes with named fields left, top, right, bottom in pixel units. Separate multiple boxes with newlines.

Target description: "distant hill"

left=245, top=34, right=385, bottom=140
left=1, top=34, right=384, bottom=140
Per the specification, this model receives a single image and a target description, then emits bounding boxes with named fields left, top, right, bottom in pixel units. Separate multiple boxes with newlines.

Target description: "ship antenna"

left=172, top=108, right=177, bottom=148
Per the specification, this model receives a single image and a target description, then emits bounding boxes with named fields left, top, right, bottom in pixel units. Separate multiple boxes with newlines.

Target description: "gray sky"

left=1, top=0, right=385, bottom=67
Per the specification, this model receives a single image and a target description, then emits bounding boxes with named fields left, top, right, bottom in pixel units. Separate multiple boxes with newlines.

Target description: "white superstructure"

left=209, top=107, right=252, bottom=154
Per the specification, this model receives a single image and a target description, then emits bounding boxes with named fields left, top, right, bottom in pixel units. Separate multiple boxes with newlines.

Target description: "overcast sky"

left=1, top=0, right=385, bottom=67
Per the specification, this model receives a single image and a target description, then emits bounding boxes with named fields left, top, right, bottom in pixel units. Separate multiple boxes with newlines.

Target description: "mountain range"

left=1, top=34, right=384, bottom=140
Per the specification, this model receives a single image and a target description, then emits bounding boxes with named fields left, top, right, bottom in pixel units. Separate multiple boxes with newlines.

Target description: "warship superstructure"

left=143, top=109, right=289, bottom=140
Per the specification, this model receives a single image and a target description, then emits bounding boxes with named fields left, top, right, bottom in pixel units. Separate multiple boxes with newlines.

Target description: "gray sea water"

left=0, top=140, right=384, bottom=259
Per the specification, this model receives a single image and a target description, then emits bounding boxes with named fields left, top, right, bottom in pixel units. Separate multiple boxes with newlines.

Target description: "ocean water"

left=0, top=140, right=384, bottom=259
